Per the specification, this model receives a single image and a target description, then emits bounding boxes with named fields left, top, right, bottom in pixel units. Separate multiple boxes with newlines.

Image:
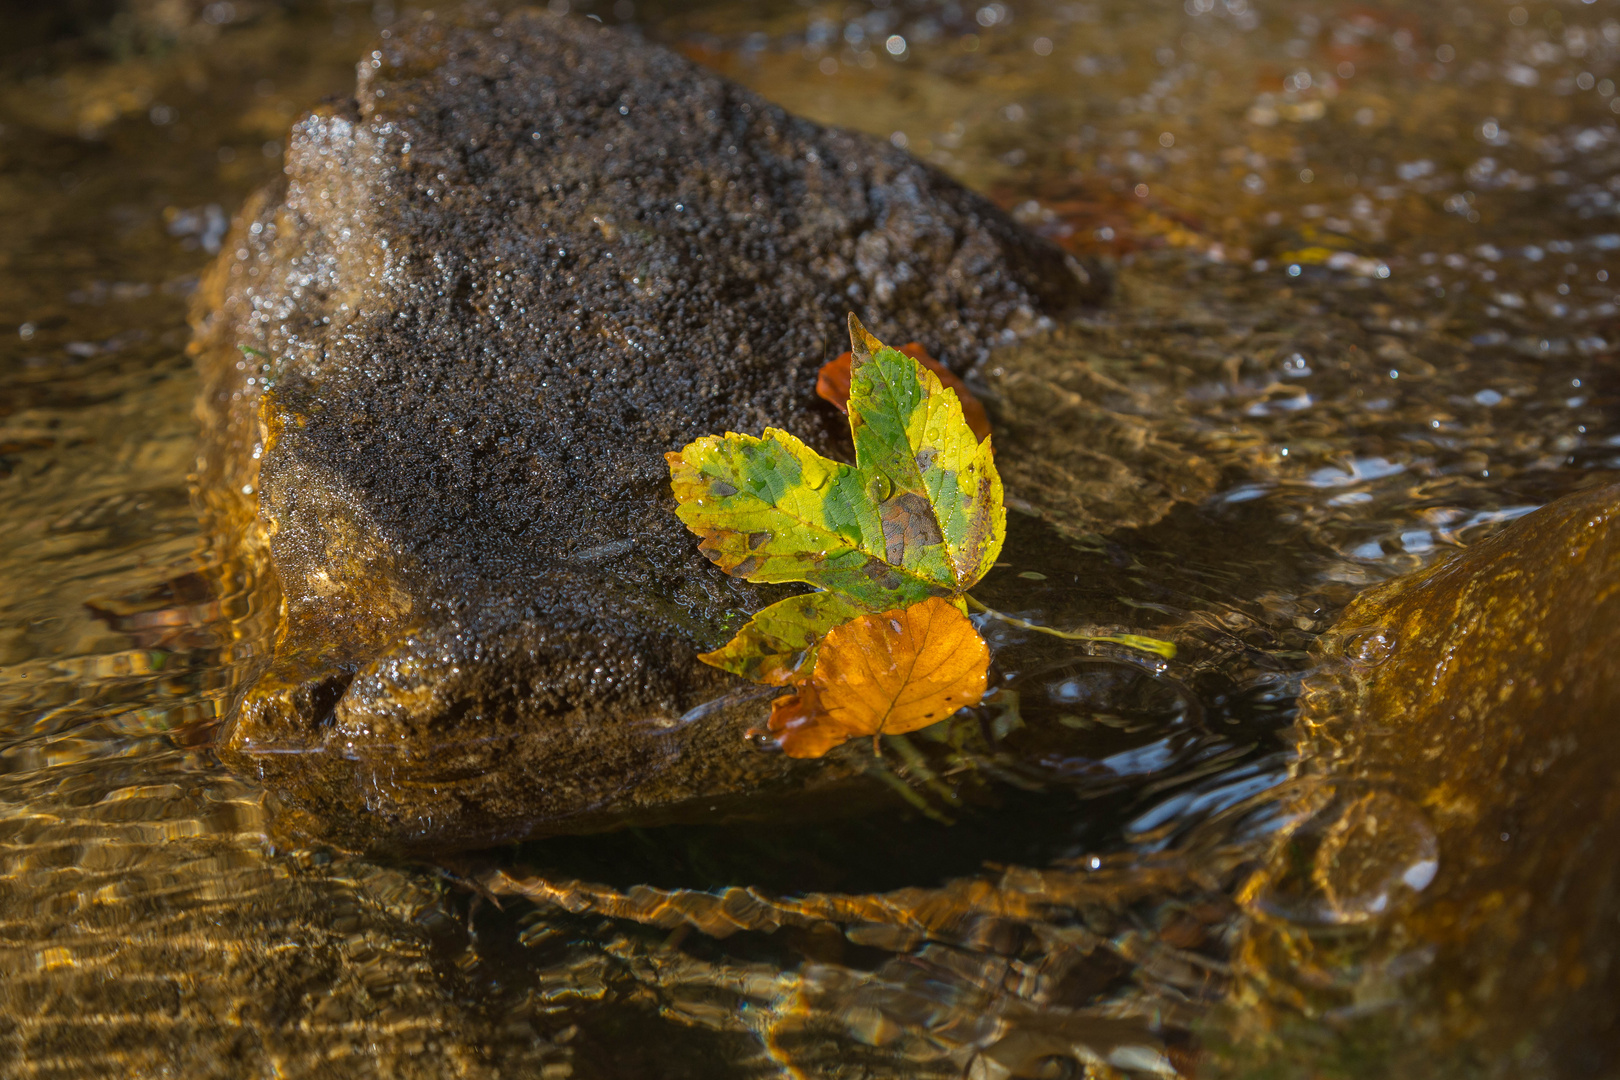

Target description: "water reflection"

left=0, top=0, right=1615, bottom=1075
left=1238, top=780, right=1439, bottom=926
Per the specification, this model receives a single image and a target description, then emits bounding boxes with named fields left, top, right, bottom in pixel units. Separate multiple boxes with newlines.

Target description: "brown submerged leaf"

left=760, top=597, right=989, bottom=758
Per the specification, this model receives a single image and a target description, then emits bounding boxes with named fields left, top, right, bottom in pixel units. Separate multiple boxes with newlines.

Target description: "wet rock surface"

left=191, top=8, right=1103, bottom=852
left=1223, top=481, right=1620, bottom=1079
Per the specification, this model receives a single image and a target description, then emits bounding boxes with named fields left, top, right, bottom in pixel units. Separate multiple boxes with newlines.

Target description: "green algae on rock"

left=190, top=8, right=1103, bottom=853
left=1217, top=481, right=1620, bottom=1080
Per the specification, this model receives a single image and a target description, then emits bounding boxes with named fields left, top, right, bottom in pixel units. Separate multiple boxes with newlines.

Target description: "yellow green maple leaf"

left=666, top=314, right=1006, bottom=648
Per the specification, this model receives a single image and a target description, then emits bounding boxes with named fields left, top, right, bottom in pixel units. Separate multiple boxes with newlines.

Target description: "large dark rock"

left=1219, top=481, right=1620, bottom=1079
left=191, top=7, right=1102, bottom=852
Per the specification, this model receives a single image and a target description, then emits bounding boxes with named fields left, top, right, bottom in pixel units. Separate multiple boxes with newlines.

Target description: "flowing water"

left=1, top=0, right=1616, bottom=1076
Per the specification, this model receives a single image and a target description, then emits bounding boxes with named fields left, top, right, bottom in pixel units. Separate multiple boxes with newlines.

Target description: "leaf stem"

left=964, top=595, right=1178, bottom=660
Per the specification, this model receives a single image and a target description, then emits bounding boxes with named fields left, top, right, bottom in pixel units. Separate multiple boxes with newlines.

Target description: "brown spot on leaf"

left=862, top=561, right=903, bottom=590
left=880, top=491, right=943, bottom=566
left=747, top=530, right=772, bottom=550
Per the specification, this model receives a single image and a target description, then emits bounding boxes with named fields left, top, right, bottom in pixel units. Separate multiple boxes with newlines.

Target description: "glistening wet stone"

left=190, top=8, right=1102, bottom=853
left=1221, top=481, right=1620, bottom=1080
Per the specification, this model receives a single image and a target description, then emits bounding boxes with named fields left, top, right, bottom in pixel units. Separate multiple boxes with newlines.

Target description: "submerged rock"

left=982, top=326, right=1218, bottom=539
left=1221, top=481, right=1620, bottom=1079
left=191, top=8, right=1102, bottom=852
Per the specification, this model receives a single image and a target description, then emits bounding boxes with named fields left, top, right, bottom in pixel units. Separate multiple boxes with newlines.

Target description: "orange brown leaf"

left=760, top=597, right=989, bottom=758
left=816, top=342, right=992, bottom=443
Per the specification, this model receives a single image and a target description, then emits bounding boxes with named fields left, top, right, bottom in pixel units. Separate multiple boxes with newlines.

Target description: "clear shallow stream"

left=1, top=0, right=1617, bottom=1076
